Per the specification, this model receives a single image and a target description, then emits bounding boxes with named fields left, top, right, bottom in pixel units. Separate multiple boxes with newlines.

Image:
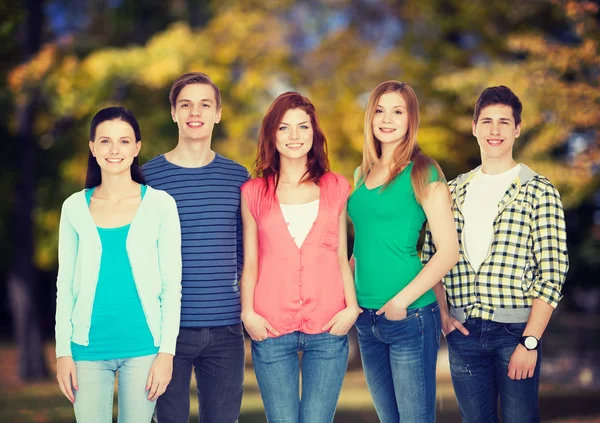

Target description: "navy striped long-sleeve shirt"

left=143, top=153, right=249, bottom=328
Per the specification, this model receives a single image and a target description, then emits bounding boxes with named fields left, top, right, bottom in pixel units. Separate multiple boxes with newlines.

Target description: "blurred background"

left=1, top=0, right=599, bottom=421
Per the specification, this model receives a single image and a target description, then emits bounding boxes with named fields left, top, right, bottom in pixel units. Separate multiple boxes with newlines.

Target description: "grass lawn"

left=1, top=342, right=599, bottom=422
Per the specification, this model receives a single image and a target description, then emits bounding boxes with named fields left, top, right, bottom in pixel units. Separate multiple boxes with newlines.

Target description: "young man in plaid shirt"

left=423, top=86, right=569, bottom=422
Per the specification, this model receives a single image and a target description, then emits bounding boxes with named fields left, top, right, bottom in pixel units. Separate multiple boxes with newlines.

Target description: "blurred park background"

left=1, top=0, right=599, bottom=421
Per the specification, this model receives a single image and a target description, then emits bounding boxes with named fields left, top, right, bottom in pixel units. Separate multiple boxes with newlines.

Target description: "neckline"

left=279, top=199, right=320, bottom=207
left=86, top=184, right=145, bottom=229
left=274, top=179, right=325, bottom=251
left=161, top=152, right=218, bottom=169
left=363, top=162, right=412, bottom=191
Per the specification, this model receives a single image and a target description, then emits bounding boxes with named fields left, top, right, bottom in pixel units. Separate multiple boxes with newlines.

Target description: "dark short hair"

left=86, top=106, right=144, bottom=188
left=169, top=72, right=221, bottom=109
left=473, top=85, right=523, bottom=126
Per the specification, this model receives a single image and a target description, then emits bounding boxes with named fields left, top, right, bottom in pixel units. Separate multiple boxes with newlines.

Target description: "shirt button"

left=299, top=300, right=303, bottom=305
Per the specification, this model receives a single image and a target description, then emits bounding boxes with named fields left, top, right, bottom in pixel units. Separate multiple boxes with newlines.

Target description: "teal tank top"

left=71, top=185, right=158, bottom=361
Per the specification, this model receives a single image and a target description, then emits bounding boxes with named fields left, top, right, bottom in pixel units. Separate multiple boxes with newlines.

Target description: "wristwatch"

left=520, top=335, right=540, bottom=351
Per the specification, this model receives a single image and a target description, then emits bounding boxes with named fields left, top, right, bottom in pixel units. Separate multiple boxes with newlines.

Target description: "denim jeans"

left=155, top=325, right=245, bottom=423
left=446, top=318, right=541, bottom=423
left=355, top=302, right=441, bottom=423
left=251, top=331, right=349, bottom=423
left=73, top=353, right=157, bottom=423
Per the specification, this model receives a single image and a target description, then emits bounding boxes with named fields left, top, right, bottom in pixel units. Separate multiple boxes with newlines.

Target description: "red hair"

left=255, top=92, right=330, bottom=190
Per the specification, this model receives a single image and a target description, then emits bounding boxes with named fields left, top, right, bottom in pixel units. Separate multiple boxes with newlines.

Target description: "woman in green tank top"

left=347, top=81, right=459, bottom=422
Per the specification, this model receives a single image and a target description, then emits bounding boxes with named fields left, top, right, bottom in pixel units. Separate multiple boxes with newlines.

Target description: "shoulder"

left=525, top=173, right=562, bottom=204
left=141, top=155, right=164, bottom=171
left=62, top=190, right=86, bottom=209
left=215, top=154, right=250, bottom=179
left=145, top=186, right=177, bottom=208
left=241, top=177, right=266, bottom=194
left=323, top=171, right=350, bottom=188
left=323, top=171, right=351, bottom=200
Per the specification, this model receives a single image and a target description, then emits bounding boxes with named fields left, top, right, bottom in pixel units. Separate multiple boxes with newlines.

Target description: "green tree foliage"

left=5, top=0, right=599, bottom=277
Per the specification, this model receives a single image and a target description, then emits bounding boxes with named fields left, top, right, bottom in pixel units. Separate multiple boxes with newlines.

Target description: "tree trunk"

left=7, top=0, right=49, bottom=382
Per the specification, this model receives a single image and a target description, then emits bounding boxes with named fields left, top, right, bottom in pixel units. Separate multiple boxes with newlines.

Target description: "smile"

left=187, top=122, right=204, bottom=127
left=286, top=143, right=304, bottom=149
left=105, top=158, right=124, bottom=163
left=486, top=138, right=504, bottom=146
left=379, top=128, right=396, bottom=133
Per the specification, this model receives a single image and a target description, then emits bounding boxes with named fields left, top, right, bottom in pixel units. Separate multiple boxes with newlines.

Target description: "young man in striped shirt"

left=423, top=86, right=569, bottom=422
left=144, top=72, right=249, bottom=423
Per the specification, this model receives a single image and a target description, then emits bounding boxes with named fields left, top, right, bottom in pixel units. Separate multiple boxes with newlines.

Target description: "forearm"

left=394, top=248, right=459, bottom=307
left=240, top=268, right=258, bottom=319
left=339, top=257, right=359, bottom=309
left=524, top=298, right=554, bottom=339
left=433, top=282, right=449, bottom=315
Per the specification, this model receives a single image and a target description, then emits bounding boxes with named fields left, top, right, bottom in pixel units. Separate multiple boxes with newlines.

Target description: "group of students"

left=54, top=72, right=569, bottom=423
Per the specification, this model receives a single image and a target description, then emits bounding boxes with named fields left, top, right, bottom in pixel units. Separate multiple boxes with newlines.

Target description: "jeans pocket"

left=227, top=323, right=244, bottom=336
left=504, top=322, right=527, bottom=337
left=326, top=331, right=348, bottom=339
left=382, top=311, right=419, bottom=323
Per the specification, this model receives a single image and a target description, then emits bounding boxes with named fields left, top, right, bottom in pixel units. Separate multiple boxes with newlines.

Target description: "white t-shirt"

left=462, top=165, right=521, bottom=271
left=280, top=200, right=320, bottom=248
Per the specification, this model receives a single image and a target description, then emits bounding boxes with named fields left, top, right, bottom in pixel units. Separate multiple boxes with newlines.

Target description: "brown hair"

left=358, top=80, right=445, bottom=202
left=255, top=92, right=330, bottom=190
left=473, top=85, right=523, bottom=126
left=169, top=72, right=221, bottom=109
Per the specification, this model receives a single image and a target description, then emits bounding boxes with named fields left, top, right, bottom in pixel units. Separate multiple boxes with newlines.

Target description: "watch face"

left=524, top=336, right=538, bottom=350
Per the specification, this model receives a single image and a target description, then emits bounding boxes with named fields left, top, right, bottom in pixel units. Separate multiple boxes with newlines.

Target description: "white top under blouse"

left=280, top=200, right=320, bottom=248
left=462, top=165, right=521, bottom=272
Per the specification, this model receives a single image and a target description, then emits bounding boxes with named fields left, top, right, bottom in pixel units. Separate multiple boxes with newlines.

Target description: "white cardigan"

left=55, top=186, right=182, bottom=358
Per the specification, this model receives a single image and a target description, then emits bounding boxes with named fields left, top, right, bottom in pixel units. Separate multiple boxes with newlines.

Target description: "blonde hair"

left=358, top=80, right=445, bottom=202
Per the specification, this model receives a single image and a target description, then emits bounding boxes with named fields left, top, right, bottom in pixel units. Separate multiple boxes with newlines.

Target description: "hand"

left=376, top=297, right=407, bottom=321
left=56, top=356, right=78, bottom=403
left=146, top=353, right=173, bottom=401
left=508, top=344, right=538, bottom=380
left=441, top=313, right=469, bottom=337
left=322, top=306, right=362, bottom=336
left=242, top=311, right=279, bottom=341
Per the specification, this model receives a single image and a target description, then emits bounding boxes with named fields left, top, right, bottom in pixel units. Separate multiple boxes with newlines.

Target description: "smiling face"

left=89, top=119, right=141, bottom=176
left=171, top=83, right=222, bottom=142
left=372, top=91, right=409, bottom=147
left=472, top=104, right=521, bottom=163
left=275, top=108, right=314, bottom=162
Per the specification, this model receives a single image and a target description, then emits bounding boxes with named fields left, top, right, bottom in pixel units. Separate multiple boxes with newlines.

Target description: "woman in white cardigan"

left=55, top=106, right=182, bottom=423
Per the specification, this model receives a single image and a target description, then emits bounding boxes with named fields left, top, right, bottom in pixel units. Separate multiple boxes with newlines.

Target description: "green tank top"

left=348, top=162, right=438, bottom=309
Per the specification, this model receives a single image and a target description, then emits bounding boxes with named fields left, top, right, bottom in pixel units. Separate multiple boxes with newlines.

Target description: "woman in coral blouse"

left=240, top=92, right=360, bottom=423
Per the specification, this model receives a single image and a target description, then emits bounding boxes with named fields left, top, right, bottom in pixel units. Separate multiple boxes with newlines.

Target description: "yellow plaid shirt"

left=422, top=165, right=568, bottom=321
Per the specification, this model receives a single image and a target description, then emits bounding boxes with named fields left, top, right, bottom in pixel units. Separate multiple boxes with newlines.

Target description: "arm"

left=236, top=171, right=251, bottom=281
left=377, top=182, right=459, bottom=319
left=322, top=208, right=362, bottom=335
left=508, top=186, right=569, bottom=380
left=55, top=201, right=79, bottom=403
left=239, top=196, right=279, bottom=340
left=147, top=194, right=182, bottom=400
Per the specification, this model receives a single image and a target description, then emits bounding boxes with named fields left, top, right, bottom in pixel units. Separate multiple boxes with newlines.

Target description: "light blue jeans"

left=73, top=354, right=157, bottom=423
left=251, top=331, right=349, bottom=423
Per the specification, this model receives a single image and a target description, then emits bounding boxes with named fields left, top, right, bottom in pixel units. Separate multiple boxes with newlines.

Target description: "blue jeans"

left=155, top=325, right=245, bottom=423
left=251, top=331, right=349, bottom=423
left=447, top=318, right=541, bottom=423
left=73, top=353, right=157, bottom=423
left=355, top=302, right=441, bottom=423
